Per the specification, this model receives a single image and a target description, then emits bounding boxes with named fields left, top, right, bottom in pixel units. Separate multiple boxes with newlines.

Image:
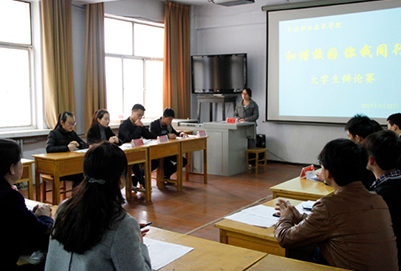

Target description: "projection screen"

left=264, top=0, right=401, bottom=124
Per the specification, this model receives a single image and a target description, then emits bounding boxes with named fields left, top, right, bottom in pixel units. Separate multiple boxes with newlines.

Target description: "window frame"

left=104, top=15, right=164, bottom=121
left=0, top=0, right=44, bottom=132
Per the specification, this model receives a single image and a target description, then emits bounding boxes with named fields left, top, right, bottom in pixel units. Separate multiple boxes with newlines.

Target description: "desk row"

left=19, top=137, right=207, bottom=204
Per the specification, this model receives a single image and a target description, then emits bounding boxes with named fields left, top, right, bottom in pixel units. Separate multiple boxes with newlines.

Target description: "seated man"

left=387, top=113, right=401, bottom=138
left=344, top=114, right=382, bottom=188
left=118, top=104, right=158, bottom=188
left=275, top=139, right=398, bottom=271
left=149, top=108, right=187, bottom=180
left=363, top=130, right=401, bottom=268
left=345, top=114, right=382, bottom=143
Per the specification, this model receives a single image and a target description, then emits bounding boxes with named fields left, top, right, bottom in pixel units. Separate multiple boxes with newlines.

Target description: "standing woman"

left=86, top=109, right=121, bottom=145
left=234, top=88, right=259, bottom=123
left=0, top=139, right=53, bottom=270
left=45, top=142, right=151, bottom=271
left=46, top=111, right=89, bottom=153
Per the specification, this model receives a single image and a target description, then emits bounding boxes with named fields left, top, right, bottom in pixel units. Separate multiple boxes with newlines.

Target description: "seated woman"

left=0, top=139, right=53, bottom=270
left=274, top=139, right=398, bottom=271
left=46, top=111, right=89, bottom=186
left=45, top=142, right=151, bottom=271
left=46, top=111, right=89, bottom=153
left=86, top=109, right=121, bottom=146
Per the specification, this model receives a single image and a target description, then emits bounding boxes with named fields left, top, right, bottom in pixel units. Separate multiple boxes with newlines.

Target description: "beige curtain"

left=84, top=3, right=107, bottom=132
left=163, top=1, right=190, bottom=118
left=41, top=0, right=75, bottom=129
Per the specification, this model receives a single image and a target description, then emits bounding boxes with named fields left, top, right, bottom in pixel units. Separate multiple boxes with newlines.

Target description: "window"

left=104, top=16, right=164, bottom=120
left=0, top=0, right=36, bottom=129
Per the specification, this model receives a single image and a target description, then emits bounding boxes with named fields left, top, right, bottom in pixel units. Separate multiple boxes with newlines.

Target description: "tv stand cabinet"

left=196, top=94, right=238, bottom=122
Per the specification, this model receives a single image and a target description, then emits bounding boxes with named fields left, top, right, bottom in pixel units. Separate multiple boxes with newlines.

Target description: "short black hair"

left=318, top=138, right=368, bottom=186
left=243, top=88, right=252, bottom=97
left=345, top=114, right=382, bottom=139
left=363, top=130, right=401, bottom=171
left=0, top=139, right=21, bottom=177
left=387, top=113, right=401, bottom=128
left=163, top=108, right=175, bottom=118
left=132, top=104, right=145, bottom=112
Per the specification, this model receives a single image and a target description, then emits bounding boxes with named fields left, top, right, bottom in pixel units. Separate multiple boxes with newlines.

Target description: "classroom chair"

left=246, top=148, right=267, bottom=173
left=41, top=174, right=72, bottom=204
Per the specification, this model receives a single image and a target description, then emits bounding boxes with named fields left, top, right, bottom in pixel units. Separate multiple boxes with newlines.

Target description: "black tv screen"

left=191, top=53, right=247, bottom=94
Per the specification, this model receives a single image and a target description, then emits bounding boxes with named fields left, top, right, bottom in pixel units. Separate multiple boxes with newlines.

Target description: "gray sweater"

left=45, top=213, right=151, bottom=271
left=234, top=99, right=259, bottom=122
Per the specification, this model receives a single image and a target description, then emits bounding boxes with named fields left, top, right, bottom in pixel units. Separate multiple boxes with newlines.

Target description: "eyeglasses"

left=66, top=122, right=76, bottom=127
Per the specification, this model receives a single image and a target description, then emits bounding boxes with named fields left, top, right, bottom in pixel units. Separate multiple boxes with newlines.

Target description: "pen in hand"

left=140, top=222, right=152, bottom=229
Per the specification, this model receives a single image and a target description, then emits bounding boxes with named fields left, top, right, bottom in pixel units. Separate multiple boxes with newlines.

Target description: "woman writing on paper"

left=45, top=142, right=151, bottom=270
left=86, top=109, right=121, bottom=146
left=234, top=88, right=259, bottom=123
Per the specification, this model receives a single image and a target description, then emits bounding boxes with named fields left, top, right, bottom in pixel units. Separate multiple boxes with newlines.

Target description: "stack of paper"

left=224, top=205, right=279, bottom=228
left=143, top=237, right=194, bottom=270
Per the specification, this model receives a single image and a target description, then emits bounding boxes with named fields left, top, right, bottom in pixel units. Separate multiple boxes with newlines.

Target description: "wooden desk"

left=147, top=140, right=182, bottom=191
left=16, top=159, right=35, bottom=199
left=270, top=175, right=333, bottom=201
left=215, top=197, right=303, bottom=256
left=33, top=147, right=150, bottom=204
left=33, top=152, right=85, bottom=205
left=247, top=254, right=350, bottom=271
left=146, top=227, right=266, bottom=271
left=179, top=136, right=207, bottom=184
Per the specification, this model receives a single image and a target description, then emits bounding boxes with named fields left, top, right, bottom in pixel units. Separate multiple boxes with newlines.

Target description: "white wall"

left=190, top=0, right=347, bottom=164
left=105, top=0, right=164, bottom=23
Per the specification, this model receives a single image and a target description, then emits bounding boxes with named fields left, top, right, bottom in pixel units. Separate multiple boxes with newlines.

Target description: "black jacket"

left=86, top=124, right=122, bottom=145
left=0, top=177, right=53, bottom=270
left=46, top=126, right=89, bottom=153
left=149, top=118, right=180, bottom=137
left=372, top=175, right=401, bottom=268
left=118, top=118, right=156, bottom=143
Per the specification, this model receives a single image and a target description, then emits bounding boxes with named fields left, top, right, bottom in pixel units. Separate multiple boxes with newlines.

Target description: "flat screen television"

left=191, top=53, right=247, bottom=94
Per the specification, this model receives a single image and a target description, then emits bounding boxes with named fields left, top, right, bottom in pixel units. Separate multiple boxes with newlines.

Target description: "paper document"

left=25, top=199, right=38, bottom=211
left=119, top=143, right=132, bottom=150
left=225, top=205, right=279, bottom=228
left=295, top=200, right=316, bottom=215
left=74, top=148, right=89, bottom=153
left=143, top=237, right=194, bottom=270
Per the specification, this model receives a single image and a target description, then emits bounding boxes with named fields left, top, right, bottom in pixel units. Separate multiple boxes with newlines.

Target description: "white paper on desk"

left=74, top=148, right=89, bottom=153
left=295, top=200, right=316, bottom=215
left=225, top=205, right=279, bottom=228
left=142, top=139, right=152, bottom=144
left=119, top=143, right=132, bottom=150
left=143, top=237, right=194, bottom=270
left=25, top=199, right=38, bottom=211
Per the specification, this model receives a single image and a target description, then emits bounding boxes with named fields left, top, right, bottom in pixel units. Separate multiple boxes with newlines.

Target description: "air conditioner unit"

left=212, top=0, right=255, bottom=7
